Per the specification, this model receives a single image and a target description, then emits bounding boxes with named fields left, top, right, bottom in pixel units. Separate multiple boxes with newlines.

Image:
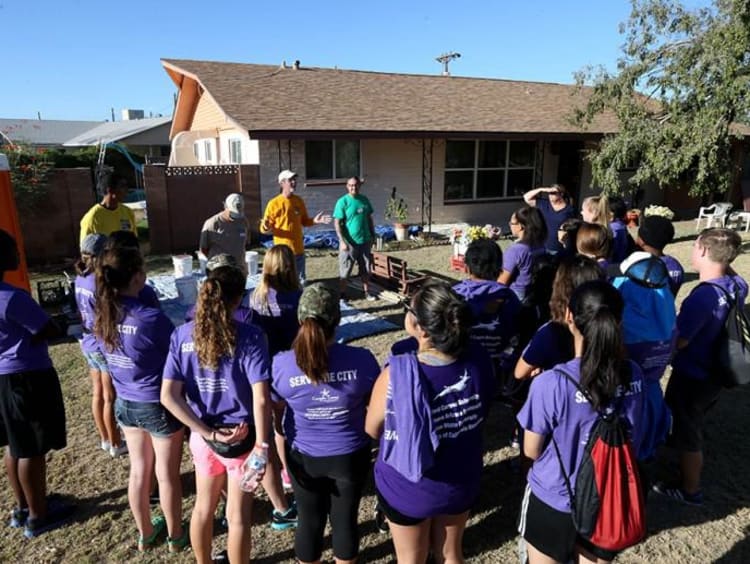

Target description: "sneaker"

left=365, top=294, right=377, bottom=302
left=652, top=482, right=704, bottom=506
left=9, top=507, right=29, bottom=528
left=23, top=502, right=76, bottom=538
left=110, top=442, right=128, bottom=458
left=374, top=506, right=389, bottom=533
left=100, top=440, right=111, bottom=452
left=213, top=549, right=229, bottom=563
left=281, top=469, right=293, bottom=492
left=271, top=505, right=298, bottom=531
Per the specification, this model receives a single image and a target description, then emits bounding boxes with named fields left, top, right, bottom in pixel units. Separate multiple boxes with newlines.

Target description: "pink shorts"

left=189, top=432, right=251, bottom=482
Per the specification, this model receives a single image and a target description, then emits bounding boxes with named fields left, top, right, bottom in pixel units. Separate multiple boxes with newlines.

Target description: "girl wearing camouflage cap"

left=271, top=283, right=379, bottom=564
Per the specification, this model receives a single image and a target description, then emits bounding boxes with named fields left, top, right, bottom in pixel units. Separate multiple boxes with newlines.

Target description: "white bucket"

left=197, top=251, right=208, bottom=275
left=175, top=276, right=198, bottom=305
left=245, top=251, right=259, bottom=276
left=172, top=255, right=193, bottom=278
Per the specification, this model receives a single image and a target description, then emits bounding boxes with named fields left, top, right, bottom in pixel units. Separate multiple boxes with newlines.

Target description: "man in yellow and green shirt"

left=260, top=170, right=331, bottom=283
left=79, top=174, right=136, bottom=245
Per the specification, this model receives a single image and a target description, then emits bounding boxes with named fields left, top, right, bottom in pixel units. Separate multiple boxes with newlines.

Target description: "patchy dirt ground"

left=2, top=221, right=750, bottom=563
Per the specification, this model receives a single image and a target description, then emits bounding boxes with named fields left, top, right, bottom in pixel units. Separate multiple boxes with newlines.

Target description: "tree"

left=572, top=0, right=750, bottom=197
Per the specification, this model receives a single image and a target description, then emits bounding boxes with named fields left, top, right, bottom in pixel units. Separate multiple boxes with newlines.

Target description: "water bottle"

left=239, top=442, right=269, bottom=493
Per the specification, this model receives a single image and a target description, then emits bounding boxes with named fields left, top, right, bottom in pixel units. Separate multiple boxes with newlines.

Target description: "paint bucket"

left=175, top=276, right=198, bottom=305
left=245, top=251, right=259, bottom=276
left=197, top=251, right=208, bottom=275
left=172, top=255, right=193, bottom=278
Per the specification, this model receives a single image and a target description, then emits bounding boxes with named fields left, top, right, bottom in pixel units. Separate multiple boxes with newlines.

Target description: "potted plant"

left=385, top=186, right=409, bottom=241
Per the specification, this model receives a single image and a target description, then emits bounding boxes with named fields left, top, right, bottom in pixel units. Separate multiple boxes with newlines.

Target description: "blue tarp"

left=259, top=225, right=422, bottom=249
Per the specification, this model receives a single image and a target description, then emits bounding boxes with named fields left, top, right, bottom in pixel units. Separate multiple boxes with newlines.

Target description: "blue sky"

left=0, top=0, right=706, bottom=121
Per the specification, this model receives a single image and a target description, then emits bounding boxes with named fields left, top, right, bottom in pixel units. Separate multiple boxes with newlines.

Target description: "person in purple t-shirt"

left=608, top=196, right=635, bottom=264
left=94, top=246, right=186, bottom=551
left=272, top=283, right=379, bottom=564
left=636, top=215, right=685, bottom=297
left=576, top=222, right=613, bottom=276
left=0, top=230, right=74, bottom=538
left=523, top=184, right=577, bottom=253
left=517, top=280, right=645, bottom=563
left=499, top=206, right=548, bottom=302
left=655, top=228, right=748, bottom=506
left=74, top=233, right=127, bottom=457
left=367, top=281, right=495, bottom=564
left=161, top=262, right=279, bottom=562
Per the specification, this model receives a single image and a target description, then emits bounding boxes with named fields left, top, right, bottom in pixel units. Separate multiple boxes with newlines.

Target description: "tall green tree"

left=573, top=0, right=750, bottom=197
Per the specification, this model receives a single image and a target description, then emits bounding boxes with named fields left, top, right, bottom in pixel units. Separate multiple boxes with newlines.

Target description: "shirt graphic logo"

left=435, top=370, right=471, bottom=399
left=312, top=388, right=339, bottom=403
left=473, top=320, right=500, bottom=331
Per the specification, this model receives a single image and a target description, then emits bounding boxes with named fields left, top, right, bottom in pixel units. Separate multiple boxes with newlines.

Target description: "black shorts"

left=0, top=367, right=67, bottom=458
left=375, top=488, right=473, bottom=527
left=518, top=485, right=618, bottom=563
left=665, top=370, right=722, bottom=452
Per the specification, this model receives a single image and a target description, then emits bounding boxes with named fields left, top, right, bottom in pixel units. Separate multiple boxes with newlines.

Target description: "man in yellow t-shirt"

left=79, top=174, right=137, bottom=245
left=260, top=170, right=331, bottom=283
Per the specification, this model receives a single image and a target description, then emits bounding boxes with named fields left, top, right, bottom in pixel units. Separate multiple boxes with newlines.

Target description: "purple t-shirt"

left=671, top=274, right=749, bottom=380
left=272, top=343, right=379, bottom=457
left=609, top=220, right=630, bottom=263
left=521, top=321, right=574, bottom=371
left=74, top=273, right=99, bottom=354
left=517, top=358, right=645, bottom=513
left=0, top=282, right=53, bottom=374
left=660, top=254, right=684, bottom=297
left=250, top=288, right=302, bottom=357
left=163, top=321, right=270, bottom=426
left=502, top=242, right=546, bottom=300
left=536, top=198, right=577, bottom=252
left=375, top=344, right=495, bottom=518
left=102, top=296, right=174, bottom=402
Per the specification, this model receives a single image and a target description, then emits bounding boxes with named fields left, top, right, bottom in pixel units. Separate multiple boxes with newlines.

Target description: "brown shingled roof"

left=162, top=58, right=621, bottom=137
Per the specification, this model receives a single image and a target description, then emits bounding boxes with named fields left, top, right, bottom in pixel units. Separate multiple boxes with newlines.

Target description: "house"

left=0, top=118, right=103, bottom=148
left=62, top=115, right=172, bottom=159
left=160, top=58, right=743, bottom=226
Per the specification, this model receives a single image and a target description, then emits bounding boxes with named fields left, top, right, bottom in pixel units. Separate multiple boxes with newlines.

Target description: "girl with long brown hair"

left=94, top=246, right=186, bottom=552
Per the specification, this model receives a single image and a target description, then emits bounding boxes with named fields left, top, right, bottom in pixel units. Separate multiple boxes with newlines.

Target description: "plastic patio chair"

left=696, top=202, right=733, bottom=230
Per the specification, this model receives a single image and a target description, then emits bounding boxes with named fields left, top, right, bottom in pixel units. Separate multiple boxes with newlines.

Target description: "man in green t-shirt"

left=333, top=176, right=376, bottom=301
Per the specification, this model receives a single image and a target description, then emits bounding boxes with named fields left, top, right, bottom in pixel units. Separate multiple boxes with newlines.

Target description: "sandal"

left=138, top=515, right=166, bottom=551
left=168, top=521, right=189, bottom=553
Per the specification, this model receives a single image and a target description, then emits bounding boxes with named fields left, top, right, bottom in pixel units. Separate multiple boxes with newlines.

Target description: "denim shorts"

left=82, top=350, right=109, bottom=372
left=114, top=397, right=183, bottom=438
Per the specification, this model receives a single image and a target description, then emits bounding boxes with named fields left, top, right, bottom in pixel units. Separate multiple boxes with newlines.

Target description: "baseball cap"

left=206, top=253, right=240, bottom=272
left=298, top=283, right=340, bottom=326
left=638, top=215, right=675, bottom=251
left=224, top=194, right=244, bottom=219
left=81, top=233, right=107, bottom=256
left=619, top=251, right=669, bottom=288
left=278, top=170, right=298, bottom=183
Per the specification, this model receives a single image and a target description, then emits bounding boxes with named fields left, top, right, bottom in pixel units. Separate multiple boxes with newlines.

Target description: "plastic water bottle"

left=239, top=442, right=269, bottom=493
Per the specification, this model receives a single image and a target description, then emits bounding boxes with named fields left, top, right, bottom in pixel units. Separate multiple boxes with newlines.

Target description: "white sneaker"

left=365, top=294, right=377, bottom=302
left=100, top=440, right=111, bottom=452
left=110, top=443, right=128, bottom=457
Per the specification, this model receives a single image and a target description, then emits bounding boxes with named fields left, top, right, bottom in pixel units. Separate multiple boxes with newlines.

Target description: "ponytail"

left=193, top=266, right=245, bottom=370
left=293, top=318, right=334, bottom=384
left=412, top=280, right=472, bottom=357
left=570, top=280, right=629, bottom=411
left=583, top=195, right=611, bottom=228
left=94, top=248, right=143, bottom=352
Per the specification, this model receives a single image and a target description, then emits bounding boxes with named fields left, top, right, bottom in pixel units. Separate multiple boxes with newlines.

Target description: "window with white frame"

left=193, top=142, right=200, bottom=161
left=444, top=140, right=536, bottom=201
left=305, top=140, right=361, bottom=180
left=229, top=139, right=242, bottom=164
left=203, top=140, right=214, bottom=164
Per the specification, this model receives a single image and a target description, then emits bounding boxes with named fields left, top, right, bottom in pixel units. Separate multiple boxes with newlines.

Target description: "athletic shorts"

left=665, top=370, right=722, bottom=452
left=518, top=484, right=618, bottom=563
left=82, top=349, right=109, bottom=372
left=375, top=488, right=472, bottom=527
left=114, top=397, right=183, bottom=438
left=188, top=429, right=255, bottom=482
left=339, top=242, right=373, bottom=279
left=0, top=367, right=67, bottom=458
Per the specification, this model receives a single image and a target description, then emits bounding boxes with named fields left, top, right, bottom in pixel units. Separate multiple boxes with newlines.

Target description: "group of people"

left=1, top=176, right=747, bottom=564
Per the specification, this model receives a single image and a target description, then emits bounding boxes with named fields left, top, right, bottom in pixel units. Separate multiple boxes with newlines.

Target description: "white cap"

left=224, top=193, right=244, bottom=219
left=278, top=169, right=298, bottom=183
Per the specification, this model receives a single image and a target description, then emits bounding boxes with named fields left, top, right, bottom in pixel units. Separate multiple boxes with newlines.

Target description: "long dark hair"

left=569, top=280, right=629, bottom=411
left=516, top=205, right=548, bottom=248
left=94, top=247, right=143, bottom=352
left=411, top=280, right=472, bottom=357
left=194, top=265, right=246, bottom=370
